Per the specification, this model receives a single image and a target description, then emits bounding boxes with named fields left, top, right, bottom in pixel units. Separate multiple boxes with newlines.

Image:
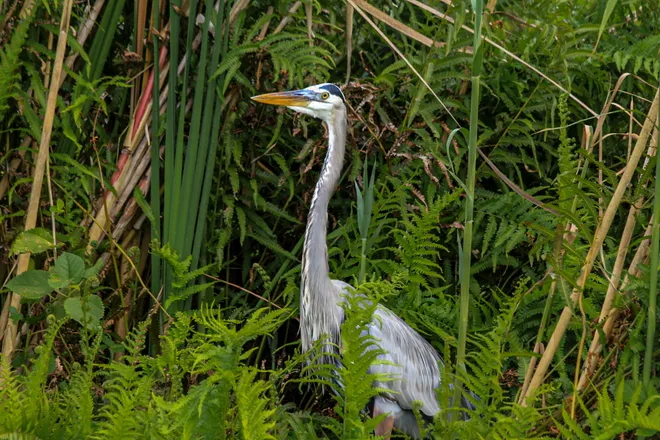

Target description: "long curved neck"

left=301, top=106, right=347, bottom=319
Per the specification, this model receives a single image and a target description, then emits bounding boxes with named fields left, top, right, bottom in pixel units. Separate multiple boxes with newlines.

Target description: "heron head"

left=251, top=83, right=345, bottom=122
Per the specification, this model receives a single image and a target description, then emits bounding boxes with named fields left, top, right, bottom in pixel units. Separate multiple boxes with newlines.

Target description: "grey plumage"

left=252, top=84, right=475, bottom=438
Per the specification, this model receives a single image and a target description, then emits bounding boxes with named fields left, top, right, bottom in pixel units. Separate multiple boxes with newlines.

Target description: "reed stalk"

left=356, top=159, right=375, bottom=285
left=2, top=0, right=73, bottom=358
left=522, top=87, right=660, bottom=405
left=643, top=107, right=660, bottom=387
left=454, top=0, right=483, bottom=414
left=150, top=0, right=162, bottom=313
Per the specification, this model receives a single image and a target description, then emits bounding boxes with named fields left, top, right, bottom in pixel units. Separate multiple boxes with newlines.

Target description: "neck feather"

left=300, top=106, right=347, bottom=350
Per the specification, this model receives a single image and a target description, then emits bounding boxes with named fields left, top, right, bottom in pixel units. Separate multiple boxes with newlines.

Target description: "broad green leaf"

left=5, top=270, right=53, bottom=299
left=53, top=252, right=86, bottom=285
left=64, top=295, right=104, bottom=330
left=48, top=270, right=70, bottom=290
left=10, top=228, right=58, bottom=255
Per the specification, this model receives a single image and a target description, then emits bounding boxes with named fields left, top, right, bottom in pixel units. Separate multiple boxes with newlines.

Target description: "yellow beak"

left=251, top=90, right=312, bottom=107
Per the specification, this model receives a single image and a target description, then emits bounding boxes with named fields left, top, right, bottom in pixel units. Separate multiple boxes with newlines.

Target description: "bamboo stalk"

left=581, top=219, right=653, bottom=383
left=345, top=2, right=354, bottom=85
left=274, top=1, right=301, bottom=34
left=2, top=0, right=74, bottom=359
left=353, top=0, right=459, bottom=50
left=577, top=127, right=658, bottom=390
left=519, top=342, right=544, bottom=401
left=59, top=0, right=106, bottom=87
left=521, top=87, right=660, bottom=405
left=228, top=0, right=250, bottom=26
left=305, top=0, right=314, bottom=43
left=520, top=126, right=594, bottom=400
left=643, top=110, right=660, bottom=386
left=518, top=222, right=577, bottom=404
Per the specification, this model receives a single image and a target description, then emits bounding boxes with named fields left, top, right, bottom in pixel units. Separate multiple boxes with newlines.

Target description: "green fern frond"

left=0, top=2, right=39, bottom=120
left=236, top=368, right=276, bottom=439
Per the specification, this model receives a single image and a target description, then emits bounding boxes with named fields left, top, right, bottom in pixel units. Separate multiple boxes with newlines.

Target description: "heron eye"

left=321, top=92, right=330, bottom=99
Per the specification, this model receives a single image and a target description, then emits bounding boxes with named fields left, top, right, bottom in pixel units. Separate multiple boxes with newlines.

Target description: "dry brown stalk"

left=274, top=1, right=301, bottom=34
left=478, top=149, right=558, bottom=215
left=257, top=6, right=274, bottom=39
left=629, top=97, right=634, bottom=158
left=486, top=0, right=498, bottom=13
left=518, top=342, right=544, bottom=402
left=85, top=11, right=211, bottom=245
left=348, top=0, right=460, bottom=126
left=85, top=0, right=253, bottom=257
left=59, top=0, right=106, bottom=87
left=577, top=126, right=659, bottom=390
left=521, top=87, right=660, bottom=406
left=0, top=0, right=21, bottom=29
left=582, top=218, right=653, bottom=375
left=2, top=0, right=74, bottom=359
left=229, top=0, right=251, bottom=26
left=202, top=0, right=250, bottom=36
left=345, top=3, right=355, bottom=84
left=517, top=223, right=578, bottom=404
left=85, top=50, right=170, bottom=249
left=521, top=81, right=651, bottom=396
left=576, top=208, right=644, bottom=390
left=305, top=0, right=315, bottom=43
left=590, top=73, right=634, bottom=148
left=352, top=0, right=466, bottom=51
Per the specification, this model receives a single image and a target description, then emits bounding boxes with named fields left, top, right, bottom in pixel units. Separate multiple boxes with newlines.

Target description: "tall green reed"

left=356, top=159, right=376, bottom=284
left=150, top=0, right=162, bottom=320
left=454, top=0, right=484, bottom=414
left=158, top=0, right=230, bottom=322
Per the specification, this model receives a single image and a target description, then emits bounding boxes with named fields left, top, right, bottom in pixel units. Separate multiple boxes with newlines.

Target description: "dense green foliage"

left=1, top=0, right=659, bottom=438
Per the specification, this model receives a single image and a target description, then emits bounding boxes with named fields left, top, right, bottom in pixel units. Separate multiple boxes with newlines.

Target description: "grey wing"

left=367, top=306, right=443, bottom=417
left=330, top=280, right=443, bottom=417
left=331, top=280, right=476, bottom=422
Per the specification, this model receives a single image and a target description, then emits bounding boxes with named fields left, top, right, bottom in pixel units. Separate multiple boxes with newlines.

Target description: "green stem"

left=454, top=0, right=484, bottom=415
left=642, top=102, right=660, bottom=386
left=359, top=238, right=367, bottom=284
left=151, top=0, right=162, bottom=333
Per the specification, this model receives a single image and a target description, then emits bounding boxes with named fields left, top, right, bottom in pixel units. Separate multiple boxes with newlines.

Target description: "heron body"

left=252, top=84, right=473, bottom=438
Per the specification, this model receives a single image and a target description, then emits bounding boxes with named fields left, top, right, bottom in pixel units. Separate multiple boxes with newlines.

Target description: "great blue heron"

left=252, top=84, right=475, bottom=438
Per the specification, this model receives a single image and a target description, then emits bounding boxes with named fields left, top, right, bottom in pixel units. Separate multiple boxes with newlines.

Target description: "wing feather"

left=368, top=306, right=442, bottom=416
left=331, top=280, right=443, bottom=417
